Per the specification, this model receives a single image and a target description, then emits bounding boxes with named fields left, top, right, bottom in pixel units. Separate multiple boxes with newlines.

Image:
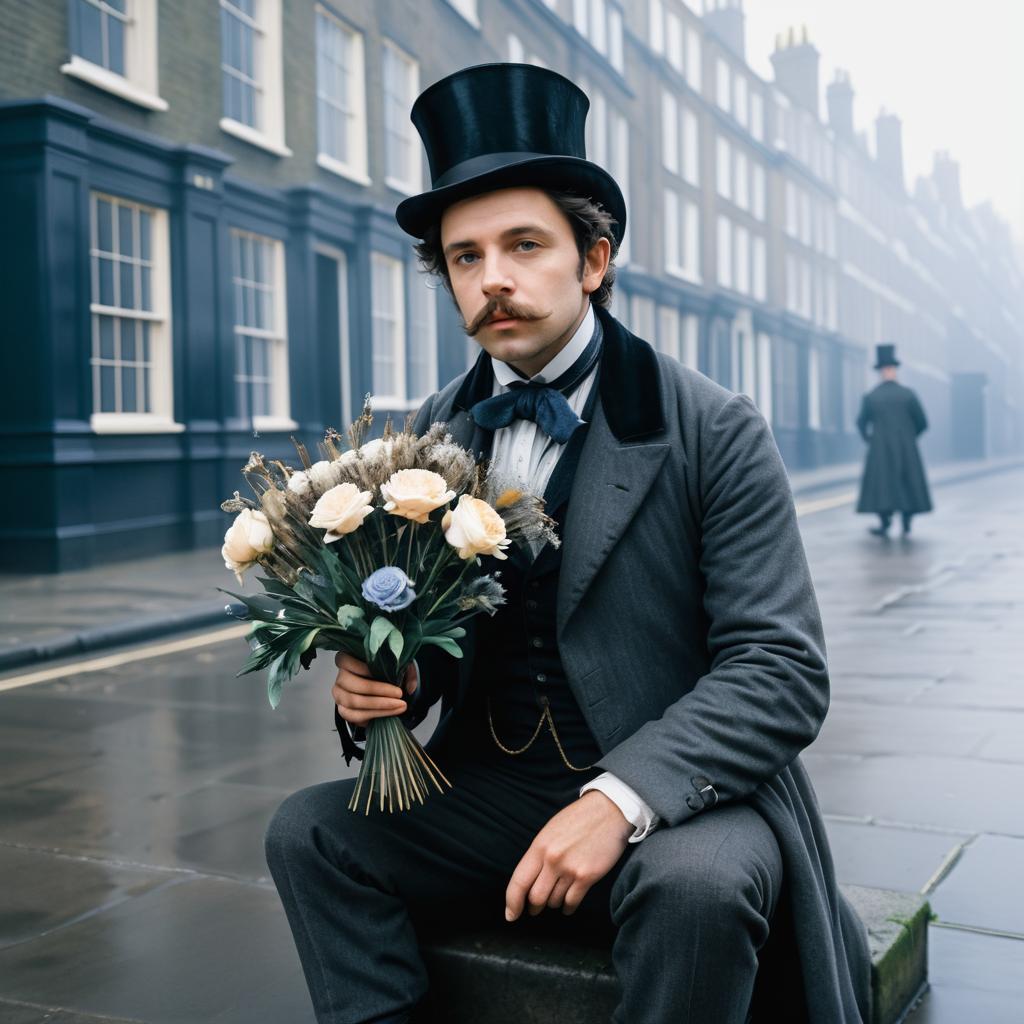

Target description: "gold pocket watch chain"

left=486, top=694, right=596, bottom=772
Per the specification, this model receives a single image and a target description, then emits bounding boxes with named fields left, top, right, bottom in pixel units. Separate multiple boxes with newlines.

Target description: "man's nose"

left=480, top=251, right=515, bottom=296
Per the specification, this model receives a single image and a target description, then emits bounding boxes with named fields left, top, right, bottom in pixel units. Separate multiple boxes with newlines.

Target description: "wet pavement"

left=0, top=467, right=1022, bottom=1021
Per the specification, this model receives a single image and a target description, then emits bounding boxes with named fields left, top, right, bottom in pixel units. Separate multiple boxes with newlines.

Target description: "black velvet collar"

left=452, top=304, right=664, bottom=442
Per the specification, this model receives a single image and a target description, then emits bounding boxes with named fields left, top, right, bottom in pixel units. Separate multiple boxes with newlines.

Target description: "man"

left=265, top=63, right=870, bottom=1024
left=856, top=343, right=933, bottom=537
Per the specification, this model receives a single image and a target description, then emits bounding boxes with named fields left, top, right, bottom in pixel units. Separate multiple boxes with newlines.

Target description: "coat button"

left=691, top=775, right=710, bottom=790
left=531, top=637, right=543, bottom=648
left=526, top=599, right=539, bottom=611
left=686, top=794, right=703, bottom=812
left=535, top=673, right=547, bottom=684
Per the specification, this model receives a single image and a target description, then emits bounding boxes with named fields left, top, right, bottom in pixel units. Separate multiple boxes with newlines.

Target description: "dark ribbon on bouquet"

left=468, top=316, right=603, bottom=444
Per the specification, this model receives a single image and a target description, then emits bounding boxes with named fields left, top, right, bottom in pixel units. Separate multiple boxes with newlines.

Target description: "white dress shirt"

left=485, top=303, right=660, bottom=844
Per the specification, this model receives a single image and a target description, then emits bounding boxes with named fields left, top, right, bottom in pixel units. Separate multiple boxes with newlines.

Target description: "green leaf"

left=218, top=588, right=284, bottom=622
left=421, top=636, right=464, bottom=659
left=298, top=627, right=320, bottom=653
left=440, top=626, right=466, bottom=639
left=386, top=627, right=404, bottom=662
left=368, top=615, right=394, bottom=657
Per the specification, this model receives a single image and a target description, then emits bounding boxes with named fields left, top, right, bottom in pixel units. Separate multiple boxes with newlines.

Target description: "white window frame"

left=630, top=294, right=656, bottom=342
left=750, top=91, right=764, bottom=142
left=649, top=0, right=664, bottom=54
left=666, top=12, right=683, bottom=71
left=89, top=191, right=180, bottom=433
left=406, top=264, right=439, bottom=405
left=735, top=224, right=750, bottom=295
left=444, top=0, right=480, bottom=28
left=682, top=107, right=699, bottom=186
left=716, top=135, right=731, bottom=199
left=665, top=189, right=700, bottom=283
left=62, top=0, right=167, bottom=111
left=752, top=163, right=766, bottom=221
left=661, top=90, right=679, bottom=174
left=682, top=314, right=699, bottom=369
left=382, top=40, right=422, bottom=195
left=684, top=200, right=700, bottom=283
left=735, top=149, right=749, bottom=211
left=756, top=332, right=773, bottom=422
left=717, top=214, right=732, bottom=289
left=219, top=0, right=291, bottom=157
left=808, top=347, right=822, bottom=430
left=314, top=243, right=353, bottom=431
left=657, top=305, right=681, bottom=361
left=734, top=73, right=748, bottom=128
left=229, top=228, right=294, bottom=430
left=752, top=235, right=767, bottom=302
left=370, top=252, right=408, bottom=409
left=715, top=57, right=731, bottom=112
left=685, top=26, right=701, bottom=92
left=315, top=6, right=370, bottom=186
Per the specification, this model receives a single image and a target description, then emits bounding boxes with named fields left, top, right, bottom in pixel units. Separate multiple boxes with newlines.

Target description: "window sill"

left=91, top=414, right=185, bottom=434
left=219, top=118, right=293, bottom=158
left=252, top=415, right=300, bottom=432
left=666, top=266, right=702, bottom=286
left=316, top=153, right=371, bottom=187
left=60, top=57, right=168, bottom=112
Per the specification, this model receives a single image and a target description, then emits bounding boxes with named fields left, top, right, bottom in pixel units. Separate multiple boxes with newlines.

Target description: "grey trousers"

left=265, top=758, right=783, bottom=1024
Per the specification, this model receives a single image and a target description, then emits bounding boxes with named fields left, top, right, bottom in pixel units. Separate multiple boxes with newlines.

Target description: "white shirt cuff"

left=580, top=771, right=661, bottom=843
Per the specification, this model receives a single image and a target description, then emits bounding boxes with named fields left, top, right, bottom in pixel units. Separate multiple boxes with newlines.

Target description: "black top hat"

left=394, top=63, right=626, bottom=245
left=873, top=344, right=900, bottom=369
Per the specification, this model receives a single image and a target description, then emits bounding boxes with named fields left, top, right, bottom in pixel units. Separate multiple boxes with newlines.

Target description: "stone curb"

left=417, top=885, right=930, bottom=1024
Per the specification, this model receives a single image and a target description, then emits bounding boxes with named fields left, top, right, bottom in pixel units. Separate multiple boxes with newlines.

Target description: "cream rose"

left=381, top=469, right=456, bottom=524
left=309, top=483, right=374, bottom=543
left=222, top=509, right=274, bottom=583
left=442, top=494, right=510, bottom=560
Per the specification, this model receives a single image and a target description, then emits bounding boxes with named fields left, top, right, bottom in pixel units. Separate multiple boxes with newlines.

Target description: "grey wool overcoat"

left=856, top=380, right=933, bottom=515
left=379, top=304, right=871, bottom=1022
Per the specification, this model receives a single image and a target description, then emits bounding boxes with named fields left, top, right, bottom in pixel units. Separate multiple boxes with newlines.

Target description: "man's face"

left=440, top=187, right=610, bottom=378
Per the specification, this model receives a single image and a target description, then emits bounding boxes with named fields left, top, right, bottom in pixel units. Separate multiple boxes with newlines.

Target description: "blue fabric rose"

left=361, top=566, right=417, bottom=612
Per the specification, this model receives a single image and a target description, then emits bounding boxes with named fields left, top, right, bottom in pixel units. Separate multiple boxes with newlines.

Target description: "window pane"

left=120, top=261, right=134, bottom=309
left=100, top=364, right=116, bottom=412
left=122, top=363, right=137, bottom=411
left=139, top=209, right=152, bottom=261
left=98, top=316, right=115, bottom=359
left=78, top=1, right=104, bottom=66
left=99, top=258, right=115, bottom=307
left=97, top=198, right=114, bottom=253
left=141, top=320, right=151, bottom=363
left=142, top=366, right=151, bottom=412
left=141, top=265, right=152, bottom=311
left=121, top=318, right=136, bottom=362
left=107, top=14, right=125, bottom=75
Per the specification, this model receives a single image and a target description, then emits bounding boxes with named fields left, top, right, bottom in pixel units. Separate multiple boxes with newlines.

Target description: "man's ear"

left=582, top=237, right=611, bottom=295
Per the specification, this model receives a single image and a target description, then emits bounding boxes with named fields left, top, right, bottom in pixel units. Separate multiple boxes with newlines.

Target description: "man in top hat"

left=265, top=63, right=870, bottom=1024
left=856, top=344, right=933, bottom=537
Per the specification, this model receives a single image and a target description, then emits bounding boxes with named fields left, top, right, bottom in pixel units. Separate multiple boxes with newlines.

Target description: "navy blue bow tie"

left=470, top=381, right=584, bottom=444
left=469, top=316, right=603, bottom=444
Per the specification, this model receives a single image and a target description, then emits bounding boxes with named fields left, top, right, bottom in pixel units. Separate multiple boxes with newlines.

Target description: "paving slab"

left=803, top=753, right=1024, bottom=834
left=0, top=845, right=171, bottom=950
left=0, top=876, right=313, bottom=1024
left=823, top=820, right=962, bottom=894
left=908, top=927, right=1024, bottom=1023
left=928, top=835, right=1024, bottom=936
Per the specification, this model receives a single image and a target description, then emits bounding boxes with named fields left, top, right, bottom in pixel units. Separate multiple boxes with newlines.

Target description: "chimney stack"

left=702, top=0, right=746, bottom=61
left=770, top=25, right=820, bottom=116
left=932, top=150, right=963, bottom=210
left=875, top=108, right=905, bottom=192
left=826, top=70, right=854, bottom=138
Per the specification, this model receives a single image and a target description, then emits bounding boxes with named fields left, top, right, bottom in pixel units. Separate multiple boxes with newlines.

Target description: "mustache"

left=463, top=298, right=550, bottom=336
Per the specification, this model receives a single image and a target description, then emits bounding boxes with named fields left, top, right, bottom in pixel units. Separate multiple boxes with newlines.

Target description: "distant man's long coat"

left=856, top=380, right=933, bottom=515
left=396, top=305, right=871, bottom=1022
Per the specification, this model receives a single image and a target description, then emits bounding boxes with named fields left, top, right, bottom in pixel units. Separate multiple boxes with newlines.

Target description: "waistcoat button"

left=531, top=636, right=543, bottom=648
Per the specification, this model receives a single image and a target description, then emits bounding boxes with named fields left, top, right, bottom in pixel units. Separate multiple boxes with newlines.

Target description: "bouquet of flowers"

left=219, top=398, right=559, bottom=814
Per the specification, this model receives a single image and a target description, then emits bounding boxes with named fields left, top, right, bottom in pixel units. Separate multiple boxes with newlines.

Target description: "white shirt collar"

left=491, top=303, right=596, bottom=388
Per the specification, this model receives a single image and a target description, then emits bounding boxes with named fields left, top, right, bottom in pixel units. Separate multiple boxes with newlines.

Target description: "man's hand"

left=332, top=653, right=418, bottom=728
left=505, top=790, right=633, bottom=921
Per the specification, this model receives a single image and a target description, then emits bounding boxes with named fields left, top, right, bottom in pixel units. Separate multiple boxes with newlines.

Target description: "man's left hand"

left=505, top=790, right=633, bottom=921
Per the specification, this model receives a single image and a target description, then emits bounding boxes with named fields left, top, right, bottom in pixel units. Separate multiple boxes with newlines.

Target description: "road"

left=0, top=469, right=1021, bottom=1022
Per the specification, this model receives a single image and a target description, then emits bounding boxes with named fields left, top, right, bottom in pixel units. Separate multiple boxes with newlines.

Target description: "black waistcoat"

left=451, top=362, right=604, bottom=789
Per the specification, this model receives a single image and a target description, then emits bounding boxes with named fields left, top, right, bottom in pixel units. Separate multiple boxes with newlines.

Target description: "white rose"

left=287, top=470, right=311, bottom=496
left=309, top=483, right=375, bottom=543
left=222, top=509, right=274, bottom=583
left=381, top=469, right=457, bottom=524
left=308, top=460, right=340, bottom=494
left=442, top=494, right=510, bottom=560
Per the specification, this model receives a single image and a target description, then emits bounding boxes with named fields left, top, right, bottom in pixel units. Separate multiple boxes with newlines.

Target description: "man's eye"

left=454, top=253, right=478, bottom=265
left=517, top=241, right=539, bottom=251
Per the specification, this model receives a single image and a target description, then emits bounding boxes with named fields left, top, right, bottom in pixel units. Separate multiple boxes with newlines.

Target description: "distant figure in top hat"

left=856, top=344, right=933, bottom=537
left=265, top=63, right=870, bottom=1024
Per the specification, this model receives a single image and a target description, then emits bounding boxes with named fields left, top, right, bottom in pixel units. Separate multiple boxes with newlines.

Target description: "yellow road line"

left=0, top=624, right=249, bottom=693
left=795, top=490, right=857, bottom=517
